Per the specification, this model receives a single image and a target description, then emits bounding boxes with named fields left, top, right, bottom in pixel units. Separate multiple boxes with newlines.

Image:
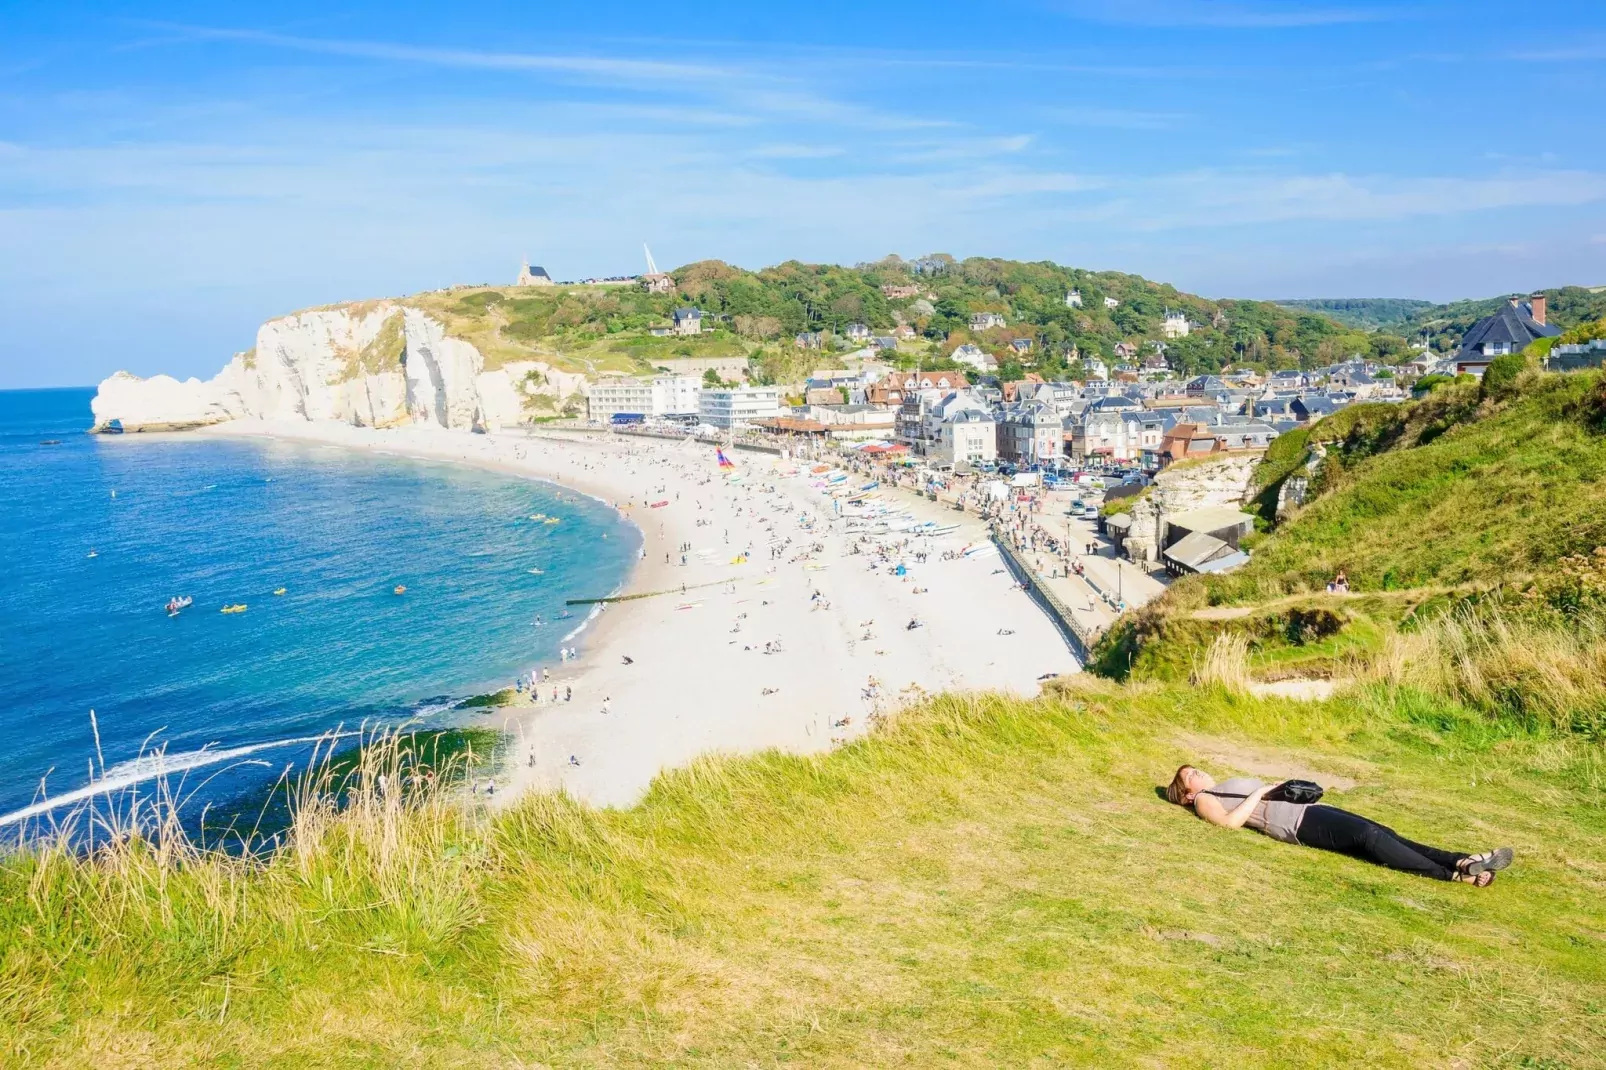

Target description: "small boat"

left=221, top=603, right=248, bottom=614
left=165, top=596, right=193, bottom=615
left=39, top=439, right=62, bottom=446
left=86, top=550, right=98, bottom=558
left=527, top=568, right=544, bottom=575
left=393, top=585, right=407, bottom=595
left=528, top=513, right=547, bottom=521
left=273, top=587, right=287, bottom=596
left=544, top=518, right=561, bottom=525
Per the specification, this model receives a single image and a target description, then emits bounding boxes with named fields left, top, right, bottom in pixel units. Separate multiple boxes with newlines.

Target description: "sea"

left=0, top=388, right=639, bottom=834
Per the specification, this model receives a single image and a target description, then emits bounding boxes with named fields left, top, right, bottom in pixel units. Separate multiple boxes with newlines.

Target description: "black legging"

left=1295, top=805, right=1467, bottom=881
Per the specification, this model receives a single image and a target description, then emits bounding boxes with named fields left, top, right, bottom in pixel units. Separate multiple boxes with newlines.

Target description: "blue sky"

left=2, top=0, right=1604, bottom=387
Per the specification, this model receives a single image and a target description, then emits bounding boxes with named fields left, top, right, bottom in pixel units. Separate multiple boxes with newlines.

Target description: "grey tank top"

left=1202, top=777, right=1309, bottom=845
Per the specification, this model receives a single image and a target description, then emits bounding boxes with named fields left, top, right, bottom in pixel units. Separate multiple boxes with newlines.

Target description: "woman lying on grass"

left=1165, top=766, right=1513, bottom=887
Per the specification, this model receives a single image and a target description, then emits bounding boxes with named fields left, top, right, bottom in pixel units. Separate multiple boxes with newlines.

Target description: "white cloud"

left=142, top=24, right=746, bottom=86
left=746, top=144, right=847, bottom=159
left=1042, top=106, right=1185, bottom=130
left=1047, top=0, right=1411, bottom=28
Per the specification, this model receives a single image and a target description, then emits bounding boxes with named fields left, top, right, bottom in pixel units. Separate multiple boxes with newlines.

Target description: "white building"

left=1065, top=289, right=1083, bottom=308
left=951, top=343, right=997, bottom=372
left=586, top=374, right=703, bottom=421
left=939, top=409, right=997, bottom=467
left=1068, top=409, right=1165, bottom=463
left=1162, top=310, right=1191, bottom=339
left=654, top=375, right=702, bottom=416
left=698, top=386, right=782, bottom=429
left=1103, top=296, right=1120, bottom=309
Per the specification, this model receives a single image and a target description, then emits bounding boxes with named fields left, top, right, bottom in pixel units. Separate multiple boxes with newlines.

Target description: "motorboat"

left=165, top=596, right=193, bottom=615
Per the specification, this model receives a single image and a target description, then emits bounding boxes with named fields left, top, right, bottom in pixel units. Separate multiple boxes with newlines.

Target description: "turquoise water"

left=0, top=389, right=638, bottom=829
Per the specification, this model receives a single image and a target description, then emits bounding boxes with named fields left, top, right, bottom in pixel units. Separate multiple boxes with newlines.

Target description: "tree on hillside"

left=734, top=315, right=782, bottom=340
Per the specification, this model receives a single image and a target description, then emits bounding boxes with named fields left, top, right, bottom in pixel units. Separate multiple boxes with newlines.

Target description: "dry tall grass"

left=1355, top=602, right=1606, bottom=734
left=1190, top=632, right=1252, bottom=692
left=9, top=724, right=493, bottom=977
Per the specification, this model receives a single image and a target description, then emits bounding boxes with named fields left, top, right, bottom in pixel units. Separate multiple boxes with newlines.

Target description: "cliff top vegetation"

left=3, top=682, right=1601, bottom=1067
left=321, top=254, right=1417, bottom=382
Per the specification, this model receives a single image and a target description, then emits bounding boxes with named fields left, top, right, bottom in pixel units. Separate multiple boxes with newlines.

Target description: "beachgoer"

left=1165, top=765, right=1513, bottom=886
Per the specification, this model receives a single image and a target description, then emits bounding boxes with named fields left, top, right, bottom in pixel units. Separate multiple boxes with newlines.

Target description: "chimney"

left=1530, top=291, right=1547, bottom=326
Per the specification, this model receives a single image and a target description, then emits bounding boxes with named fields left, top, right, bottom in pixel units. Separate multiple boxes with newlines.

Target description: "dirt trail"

left=1172, top=730, right=1365, bottom=790
left=1187, top=583, right=1483, bottom=622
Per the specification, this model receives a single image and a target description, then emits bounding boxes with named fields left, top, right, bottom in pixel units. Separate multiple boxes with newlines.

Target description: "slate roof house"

left=1185, top=375, right=1229, bottom=398
left=1455, top=293, right=1560, bottom=375
left=672, top=308, right=703, bottom=336
left=1292, top=394, right=1344, bottom=423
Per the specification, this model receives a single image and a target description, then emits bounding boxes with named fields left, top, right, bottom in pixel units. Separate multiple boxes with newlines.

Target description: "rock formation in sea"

left=91, top=303, right=586, bottom=433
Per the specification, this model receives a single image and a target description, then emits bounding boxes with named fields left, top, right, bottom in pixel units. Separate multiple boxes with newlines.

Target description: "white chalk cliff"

left=91, top=304, right=584, bottom=433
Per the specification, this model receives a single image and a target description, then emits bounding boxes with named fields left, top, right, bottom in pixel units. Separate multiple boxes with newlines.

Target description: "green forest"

left=403, top=259, right=1604, bottom=384
left=1280, top=286, right=1606, bottom=349
left=415, top=256, right=1401, bottom=380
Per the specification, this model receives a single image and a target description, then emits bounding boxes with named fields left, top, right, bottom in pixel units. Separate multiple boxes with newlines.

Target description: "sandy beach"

left=206, top=419, right=1081, bottom=808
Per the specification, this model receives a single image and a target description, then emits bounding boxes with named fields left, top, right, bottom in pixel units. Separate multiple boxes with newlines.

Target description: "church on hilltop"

left=515, top=258, right=554, bottom=287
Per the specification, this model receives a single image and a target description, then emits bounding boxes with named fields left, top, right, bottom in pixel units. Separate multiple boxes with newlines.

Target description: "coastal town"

left=576, top=279, right=1594, bottom=604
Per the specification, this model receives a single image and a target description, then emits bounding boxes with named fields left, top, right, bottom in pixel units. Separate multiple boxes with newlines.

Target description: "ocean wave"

left=0, top=733, right=349, bottom=829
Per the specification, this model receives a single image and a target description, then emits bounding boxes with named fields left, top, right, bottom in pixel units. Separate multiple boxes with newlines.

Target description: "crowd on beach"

left=226, top=419, right=1084, bottom=807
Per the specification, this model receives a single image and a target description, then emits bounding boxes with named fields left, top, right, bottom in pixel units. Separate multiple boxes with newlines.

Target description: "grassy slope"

left=3, top=684, right=1603, bottom=1068
left=1091, top=372, right=1606, bottom=691
left=1213, top=373, right=1606, bottom=600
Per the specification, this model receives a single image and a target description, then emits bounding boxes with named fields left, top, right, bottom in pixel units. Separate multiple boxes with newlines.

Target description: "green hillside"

left=376, top=255, right=1394, bottom=383
left=1218, top=373, right=1606, bottom=597
left=1276, top=298, right=1438, bottom=332
left=1094, top=368, right=1606, bottom=724
left=1281, top=287, right=1606, bottom=351
left=3, top=685, right=1602, bottom=1067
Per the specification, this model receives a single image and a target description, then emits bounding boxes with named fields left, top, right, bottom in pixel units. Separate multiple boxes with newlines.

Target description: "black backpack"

left=1211, top=780, right=1324, bottom=805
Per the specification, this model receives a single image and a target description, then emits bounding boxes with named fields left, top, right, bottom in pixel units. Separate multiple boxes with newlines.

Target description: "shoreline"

left=203, top=419, right=1083, bottom=809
